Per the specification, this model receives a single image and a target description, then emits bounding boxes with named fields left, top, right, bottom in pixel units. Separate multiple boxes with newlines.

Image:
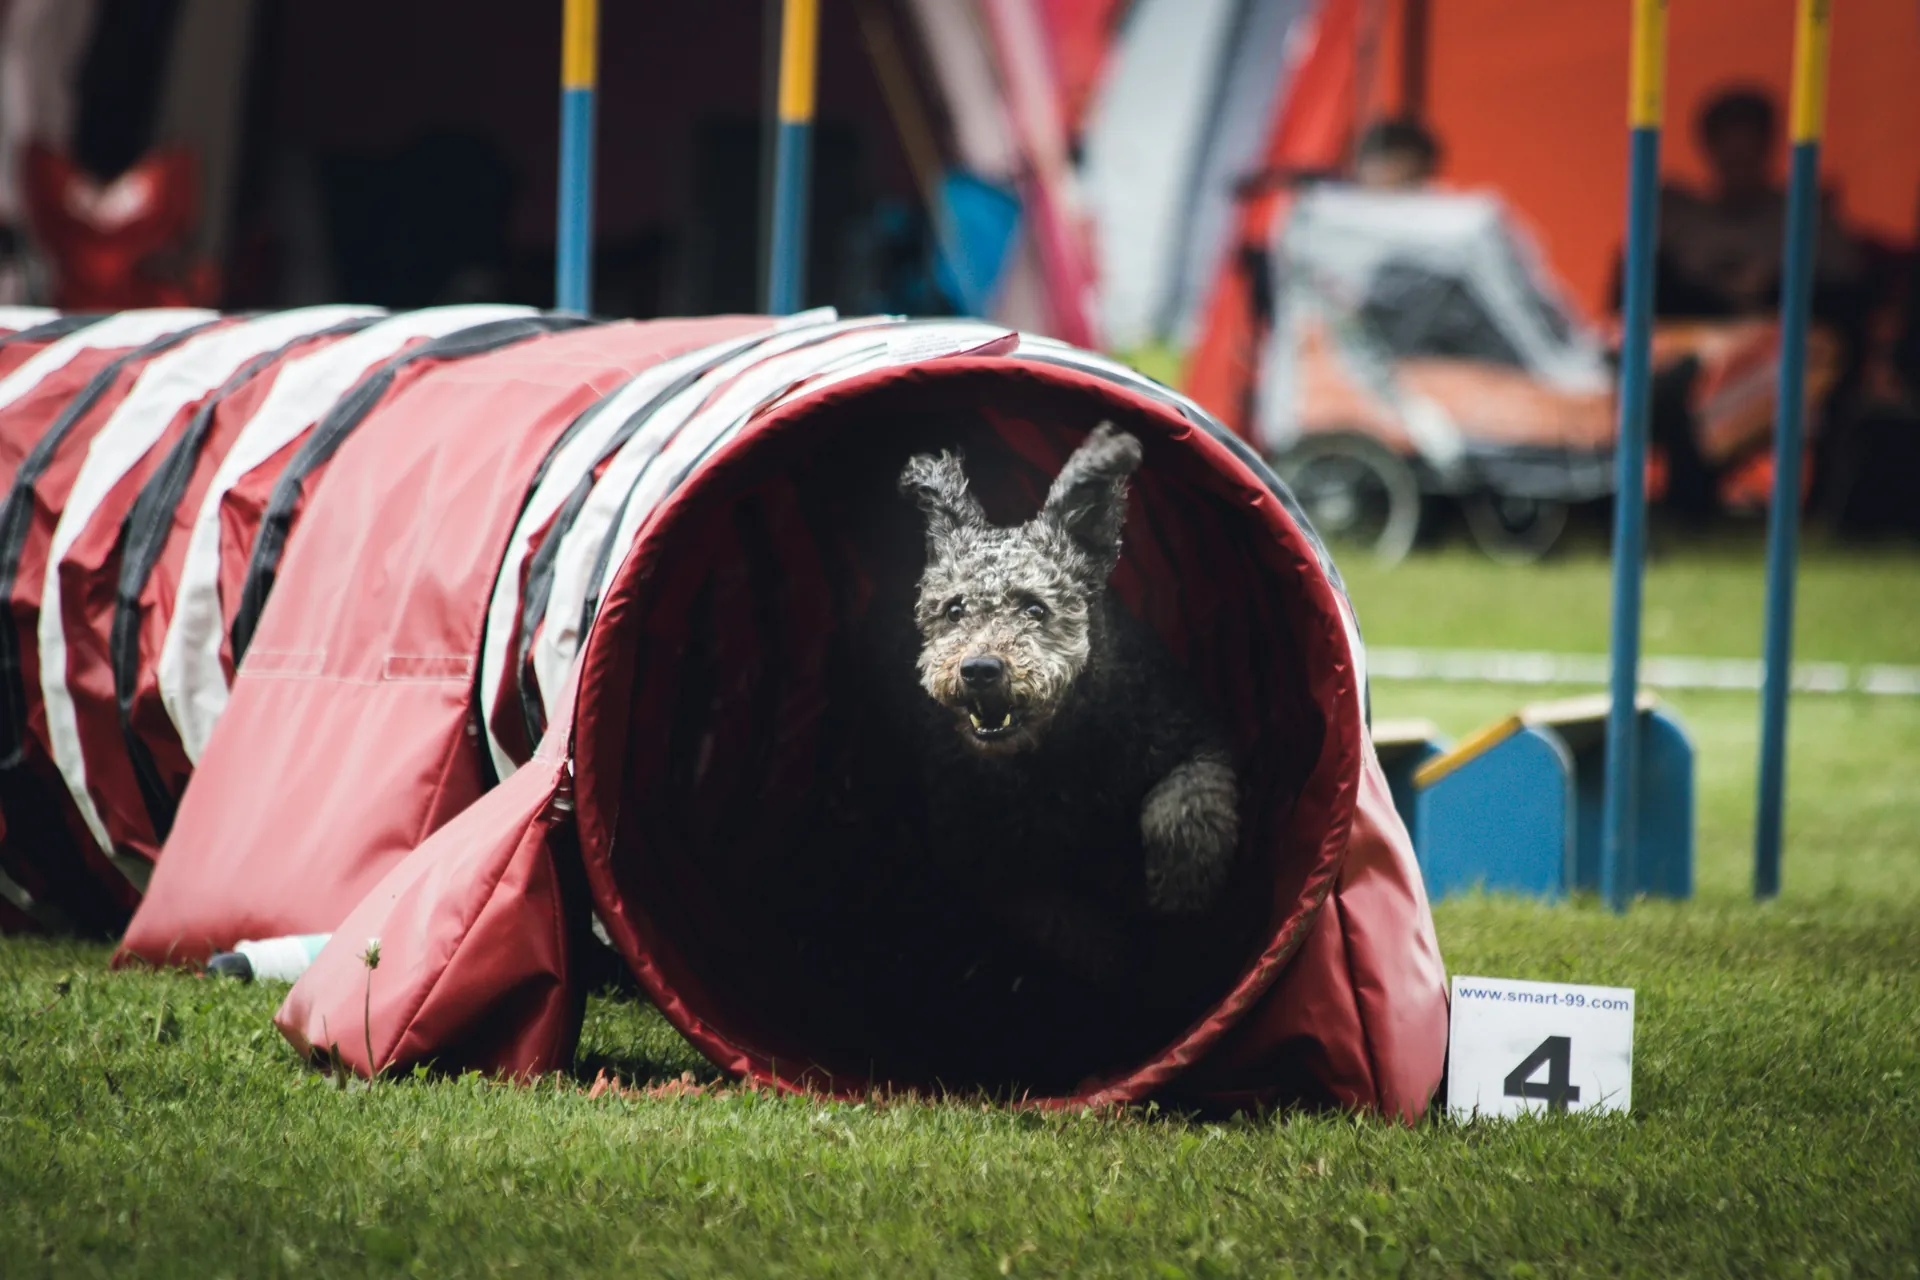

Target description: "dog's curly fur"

left=897, top=423, right=1242, bottom=993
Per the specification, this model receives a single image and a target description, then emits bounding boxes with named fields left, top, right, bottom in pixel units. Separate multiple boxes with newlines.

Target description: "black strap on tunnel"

left=229, top=314, right=598, bottom=664
left=508, top=329, right=798, bottom=748
left=0, top=315, right=105, bottom=348
left=554, top=347, right=807, bottom=713
left=563, top=323, right=889, bottom=650
left=473, top=388, right=628, bottom=775
left=575, top=482, right=638, bottom=672
left=108, top=315, right=382, bottom=839
left=561, top=368, right=767, bottom=720
left=0, top=319, right=223, bottom=769
left=512, top=316, right=794, bottom=507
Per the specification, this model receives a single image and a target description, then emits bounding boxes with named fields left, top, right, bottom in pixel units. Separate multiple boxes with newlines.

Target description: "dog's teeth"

left=996, top=713, right=1011, bottom=729
left=969, top=712, right=983, bottom=729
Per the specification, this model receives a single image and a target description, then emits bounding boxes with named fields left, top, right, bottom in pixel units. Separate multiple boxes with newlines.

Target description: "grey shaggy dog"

left=897, top=423, right=1241, bottom=989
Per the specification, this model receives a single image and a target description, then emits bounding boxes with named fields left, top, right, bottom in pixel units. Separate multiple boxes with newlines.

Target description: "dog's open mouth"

left=962, top=689, right=1020, bottom=741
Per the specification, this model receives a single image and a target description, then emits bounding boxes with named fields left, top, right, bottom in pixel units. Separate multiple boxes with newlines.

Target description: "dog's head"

left=899, top=423, right=1142, bottom=755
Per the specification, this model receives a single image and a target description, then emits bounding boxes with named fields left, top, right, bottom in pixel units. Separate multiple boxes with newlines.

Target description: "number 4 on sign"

left=1446, top=975, right=1635, bottom=1120
left=1503, top=1036, right=1581, bottom=1112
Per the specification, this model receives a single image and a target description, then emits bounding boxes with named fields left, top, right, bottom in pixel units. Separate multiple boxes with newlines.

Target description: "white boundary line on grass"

left=1367, top=647, right=1920, bottom=697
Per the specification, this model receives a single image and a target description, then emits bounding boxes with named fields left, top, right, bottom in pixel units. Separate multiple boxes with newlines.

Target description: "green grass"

left=1340, top=541, right=1920, bottom=907
left=1340, top=540, right=1920, bottom=668
left=4, top=540, right=1919, bottom=1277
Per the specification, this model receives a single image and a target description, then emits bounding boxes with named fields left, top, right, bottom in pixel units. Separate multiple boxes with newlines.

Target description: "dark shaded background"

left=214, top=0, right=922, bottom=315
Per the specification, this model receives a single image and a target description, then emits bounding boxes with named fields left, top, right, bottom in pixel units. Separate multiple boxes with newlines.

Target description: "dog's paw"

left=1141, top=753, right=1239, bottom=915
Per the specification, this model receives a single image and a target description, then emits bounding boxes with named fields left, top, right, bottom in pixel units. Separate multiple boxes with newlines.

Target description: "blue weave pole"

left=1755, top=141, right=1821, bottom=900
left=768, top=120, right=813, bottom=315
left=767, top=0, right=819, bottom=316
left=555, top=0, right=598, bottom=315
left=1756, top=0, right=1833, bottom=900
left=556, top=88, right=596, bottom=314
left=1600, top=0, right=1667, bottom=914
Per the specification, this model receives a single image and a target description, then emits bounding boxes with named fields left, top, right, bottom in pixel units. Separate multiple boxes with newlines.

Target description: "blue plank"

left=1416, top=728, right=1574, bottom=900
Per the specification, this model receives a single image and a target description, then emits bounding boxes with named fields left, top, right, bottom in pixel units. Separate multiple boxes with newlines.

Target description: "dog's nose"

left=960, top=655, right=1006, bottom=688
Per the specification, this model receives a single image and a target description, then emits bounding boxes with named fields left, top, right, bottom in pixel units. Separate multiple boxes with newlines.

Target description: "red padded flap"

left=274, top=750, right=582, bottom=1080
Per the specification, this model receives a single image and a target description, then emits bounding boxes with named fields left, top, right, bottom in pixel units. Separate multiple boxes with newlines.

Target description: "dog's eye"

left=1022, top=601, right=1049, bottom=622
left=944, top=599, right=965, bottom=622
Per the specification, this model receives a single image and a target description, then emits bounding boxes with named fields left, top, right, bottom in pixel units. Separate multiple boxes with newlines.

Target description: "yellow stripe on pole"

left=1627, top=0, right=1669, bottom=128
left=778, top=0, right=821, bottom=124
left=1789, top=0, right=1832, bottom=142
left=562, top=0, right=598, bottom=91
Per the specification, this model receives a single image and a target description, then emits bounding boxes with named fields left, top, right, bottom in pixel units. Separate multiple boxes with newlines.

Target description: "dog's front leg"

left=1141, top=751, right=1240, bottom=914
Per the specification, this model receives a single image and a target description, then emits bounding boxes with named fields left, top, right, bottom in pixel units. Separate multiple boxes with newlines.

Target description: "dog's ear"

left=899, top=450, right=986, bottom=544
left=1040, top=422, right=1142, bottom=574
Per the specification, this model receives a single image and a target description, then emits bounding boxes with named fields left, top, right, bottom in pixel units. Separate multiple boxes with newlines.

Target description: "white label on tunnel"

left=884, top=324, right=1018, bottom=363
left=1446, top=975, right=1634, bottom=1120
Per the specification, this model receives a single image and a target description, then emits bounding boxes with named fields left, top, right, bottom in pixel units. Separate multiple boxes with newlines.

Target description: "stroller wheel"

left=1273, top=433, right=1422, bottom=567
left=1462, top=493, right=1568, bottom=564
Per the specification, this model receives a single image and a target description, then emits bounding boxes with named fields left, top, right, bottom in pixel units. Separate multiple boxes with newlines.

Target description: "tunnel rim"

left=569, top=353, right=1367, bottom=1104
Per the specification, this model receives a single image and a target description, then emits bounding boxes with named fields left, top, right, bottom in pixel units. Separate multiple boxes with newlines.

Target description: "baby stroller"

left=1255, top=187, right=1615, bottom=563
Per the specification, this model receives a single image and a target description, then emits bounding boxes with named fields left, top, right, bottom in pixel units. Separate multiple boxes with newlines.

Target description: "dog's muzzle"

left=958, top=654, right=1019, bottom=741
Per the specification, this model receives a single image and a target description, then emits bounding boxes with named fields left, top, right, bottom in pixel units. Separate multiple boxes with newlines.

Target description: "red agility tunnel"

left=0, top=309, right=1441, bottom=1116
left=561, top=340, right=1448, bottom=1113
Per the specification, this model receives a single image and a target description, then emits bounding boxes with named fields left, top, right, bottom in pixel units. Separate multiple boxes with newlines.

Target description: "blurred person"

left=1617, top=88, right=1873, bottom=529
left=1354, top=118, right=1441, bottom=192
left=1651, top=87, right=1863, bottom=320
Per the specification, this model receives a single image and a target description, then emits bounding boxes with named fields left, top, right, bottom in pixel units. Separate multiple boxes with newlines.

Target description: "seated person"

left=1648, top=87, right=1863, bottom=323
left=1615, top=89, right=1870, bottom=527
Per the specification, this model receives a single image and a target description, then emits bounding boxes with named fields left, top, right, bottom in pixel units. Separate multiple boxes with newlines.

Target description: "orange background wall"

left=1371, top=0, right=1920, bottom=316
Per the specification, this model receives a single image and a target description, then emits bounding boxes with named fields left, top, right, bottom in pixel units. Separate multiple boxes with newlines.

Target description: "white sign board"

left=1447, top=975, right=1635, bottom=1120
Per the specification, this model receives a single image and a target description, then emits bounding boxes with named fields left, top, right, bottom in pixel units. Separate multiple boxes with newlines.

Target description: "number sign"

left=1447, top=975, right=1635, bottom=1120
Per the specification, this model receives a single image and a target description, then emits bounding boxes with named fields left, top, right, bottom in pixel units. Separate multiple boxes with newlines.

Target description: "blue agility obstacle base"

left=1384, top=695, right=1695, bottom=904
